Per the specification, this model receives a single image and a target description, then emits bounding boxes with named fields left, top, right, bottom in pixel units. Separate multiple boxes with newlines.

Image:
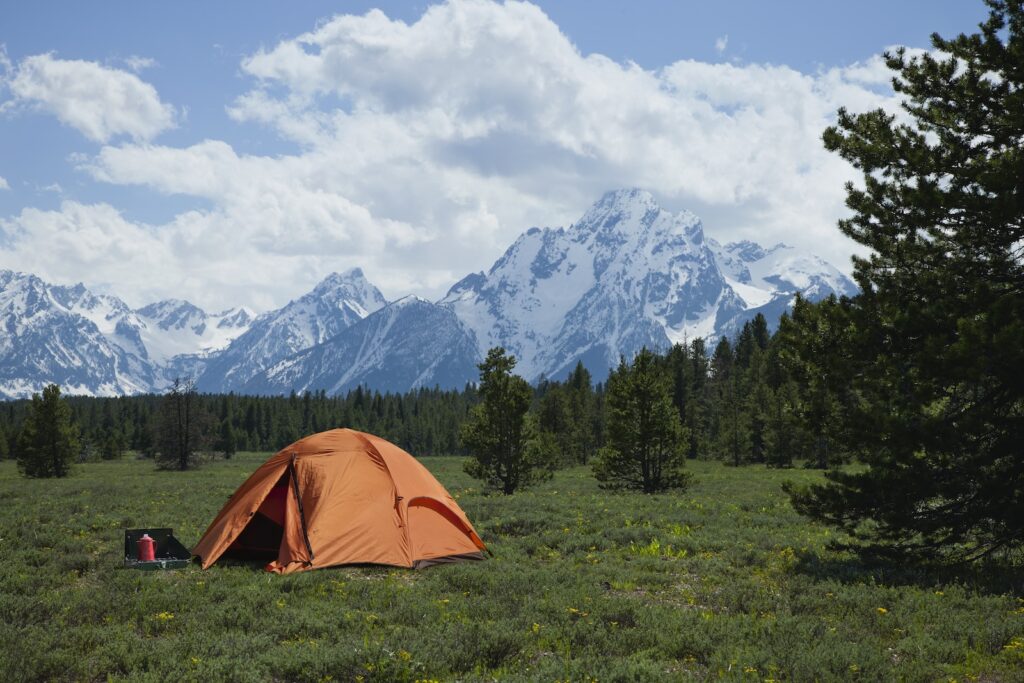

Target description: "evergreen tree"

left=764, top=380, right=804, bottom=468
left=565, top=361, right=598, bottom=464
left=154, top=377, right=209, bottom=470
left=710, top=337, right=752, bottom=465
left=683, top=339, right=712, bottom=459
left=461, top=347, right=554, bottom=493
left=776, top=295, right=852, bottom=469
left=787, top=2, right=1024, bottom=560
left=16, top=384, right=80, bottom=478
left=593, top=348, right=691, bottom=493
left=100, top=431, right=125, bottom=460
left=219, top=419, right=238, bottom=459
left=745, top=349, right=771, bottom=463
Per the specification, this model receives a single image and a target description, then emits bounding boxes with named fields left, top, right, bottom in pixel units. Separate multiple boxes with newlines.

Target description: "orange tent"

left=193, top=428, right=487, bottom=573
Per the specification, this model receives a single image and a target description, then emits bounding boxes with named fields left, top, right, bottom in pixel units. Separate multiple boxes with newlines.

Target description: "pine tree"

left=565, top=361, right=597, bottom=464
left=593, top=348, right=691, bottom=493
left=764, top=380, right=804, bottom=468
left=683, top=339, right=712, bottom=459
left=786, top=1, right=1024, bottom=560
left=154, top=377, right=209, bottom=471
left=746, top=349, right=771, bottom=463
left=16, top=384, right=80, bottom=478
left=710, top=337, right=752, bottom=465
left=776, top=295, right=852, bottom=469
left=461, top=347, right=554, bottom=493
left=0, top=424, right=9, bottom=460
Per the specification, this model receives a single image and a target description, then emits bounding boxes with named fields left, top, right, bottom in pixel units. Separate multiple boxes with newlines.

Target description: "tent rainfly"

left=193, top=428, right=487, bottom=573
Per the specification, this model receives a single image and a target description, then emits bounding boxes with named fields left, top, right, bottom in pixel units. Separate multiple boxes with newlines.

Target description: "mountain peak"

left=585, top=189, right=658, bottom=222
left=314, top=268, right=370, bottom=291
left=137, top=298, right=204, bottom=318
left=598, top=187, right=657, bottom=208
left=310, top=268, right=386, bottom=311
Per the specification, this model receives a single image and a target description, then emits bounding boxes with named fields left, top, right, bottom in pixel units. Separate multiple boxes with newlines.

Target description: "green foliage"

left=671, top=338, right=712, bottom=460
left=788, top=1, right=1024, bottom=561
left=99, top=432, right=125, bottom=461
left=2, top=455, right=1022, bottom=680
left=593, top=348, right=691, bottom=493
left=710, top=337, right=753, bottom=466
left=763, top=380, right=804, bottom=468
left=462, top=347, right=555, bottom=493
left=536, top=361, right=599, bottom=466
left=0, top=424, right=10, bottom=460
left=16, top=384, right=80, bottom=478
left=774, top=296, right=855, bottom=469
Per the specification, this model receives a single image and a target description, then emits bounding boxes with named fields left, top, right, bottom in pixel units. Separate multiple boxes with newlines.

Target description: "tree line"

left=0, top=381, right=479, bottom=469
left=1, top=306, right=858, bottom=476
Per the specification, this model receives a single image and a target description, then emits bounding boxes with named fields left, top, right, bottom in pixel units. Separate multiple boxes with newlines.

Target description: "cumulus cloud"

left=0, top=202, right=168, bottom=295
left=2, top=0, right=911, bottom=311
left=0, top=176, right=8, bottom=190
left=3, top=53, right=176, bottom=142
left=224, top=0, right=897, bottom=286
left=715, top=35, right=728, bottom=53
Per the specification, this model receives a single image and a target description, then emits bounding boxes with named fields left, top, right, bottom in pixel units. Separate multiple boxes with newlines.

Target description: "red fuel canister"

left=137, top=533, right=156, bottom=561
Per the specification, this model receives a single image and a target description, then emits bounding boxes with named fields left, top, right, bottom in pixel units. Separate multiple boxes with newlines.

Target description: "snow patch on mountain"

left=136, top=300, right=254, bottom=363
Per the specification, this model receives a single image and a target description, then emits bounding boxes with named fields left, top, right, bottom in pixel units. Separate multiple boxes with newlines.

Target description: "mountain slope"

left=244, top=296, right=479, bottom=395
left=196, top=269, right=387, bottom=392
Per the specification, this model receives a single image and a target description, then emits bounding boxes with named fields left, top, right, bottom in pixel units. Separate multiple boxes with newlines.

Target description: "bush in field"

left=461, top=347, right=555, bottom=493
left=16, top=383, right=80, bottom=478
left=594, top=348, right=691, bottom=493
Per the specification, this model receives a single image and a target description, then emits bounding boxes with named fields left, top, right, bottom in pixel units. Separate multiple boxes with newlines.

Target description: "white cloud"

left=124, top=55, right=156, bottom=72
left=0, top=202, right=169, bottom=298
left=3, top=53, right=176, bottom=142
left=0, top=176, right=8, bottom=190
left=715, top=35, right=728, bottom=54
left=2, top=1, right=910, bottom=312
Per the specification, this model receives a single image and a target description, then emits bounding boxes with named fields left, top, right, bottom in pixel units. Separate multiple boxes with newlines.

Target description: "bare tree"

left=155, top=377, right=209, bottom=470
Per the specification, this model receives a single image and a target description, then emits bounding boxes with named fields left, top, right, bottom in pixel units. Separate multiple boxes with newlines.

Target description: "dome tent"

left=193, top=428, right=486, bottom=573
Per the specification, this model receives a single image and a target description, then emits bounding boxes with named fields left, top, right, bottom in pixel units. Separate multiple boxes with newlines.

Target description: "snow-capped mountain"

left=244, top=296, right=479, bottom=395
left=0, top=189, right=857, bottom=399
left=196, top=268, right=387, bottom=393
left=0, top=271, right=158, bottom=398
left=136, top=300, right=254, bottom=364
left=0, top=270, right=259, bottom=398
left=441, top=189, right=855, bottom=381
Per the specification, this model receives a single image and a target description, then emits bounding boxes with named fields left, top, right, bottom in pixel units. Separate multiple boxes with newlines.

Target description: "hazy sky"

left=0, top=1, right=989, bottom=311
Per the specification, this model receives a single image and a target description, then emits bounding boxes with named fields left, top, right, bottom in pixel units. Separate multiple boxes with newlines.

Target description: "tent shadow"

left=202, top=556, right=428, bottom=576
left=793, top=549, right=1024, bottom=597
left=201, top=556, right=272, bottom=572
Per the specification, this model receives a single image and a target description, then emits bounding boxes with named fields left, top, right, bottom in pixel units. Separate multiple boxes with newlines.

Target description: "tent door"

left=223, top=473, right=288, bottom=559
left=289, top=453, right=315, bottom=563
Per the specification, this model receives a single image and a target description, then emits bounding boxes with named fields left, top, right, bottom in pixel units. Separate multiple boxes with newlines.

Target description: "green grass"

left=1, top=454, right=1022, bottom=682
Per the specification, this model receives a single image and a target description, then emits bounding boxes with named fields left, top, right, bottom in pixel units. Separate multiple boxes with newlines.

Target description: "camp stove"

left=124, top=528, right=191, bottom=570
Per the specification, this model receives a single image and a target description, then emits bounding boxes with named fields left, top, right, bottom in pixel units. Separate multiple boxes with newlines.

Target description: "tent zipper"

left=289, top=453, right=315, bottom=564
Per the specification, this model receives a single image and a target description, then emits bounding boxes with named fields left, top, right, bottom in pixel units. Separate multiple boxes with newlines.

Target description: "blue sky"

left=0, top=1, right=991, bottom=310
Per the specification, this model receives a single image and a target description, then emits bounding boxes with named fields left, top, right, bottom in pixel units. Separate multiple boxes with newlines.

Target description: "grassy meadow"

left=1, top=453, right=1022, bottom=682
